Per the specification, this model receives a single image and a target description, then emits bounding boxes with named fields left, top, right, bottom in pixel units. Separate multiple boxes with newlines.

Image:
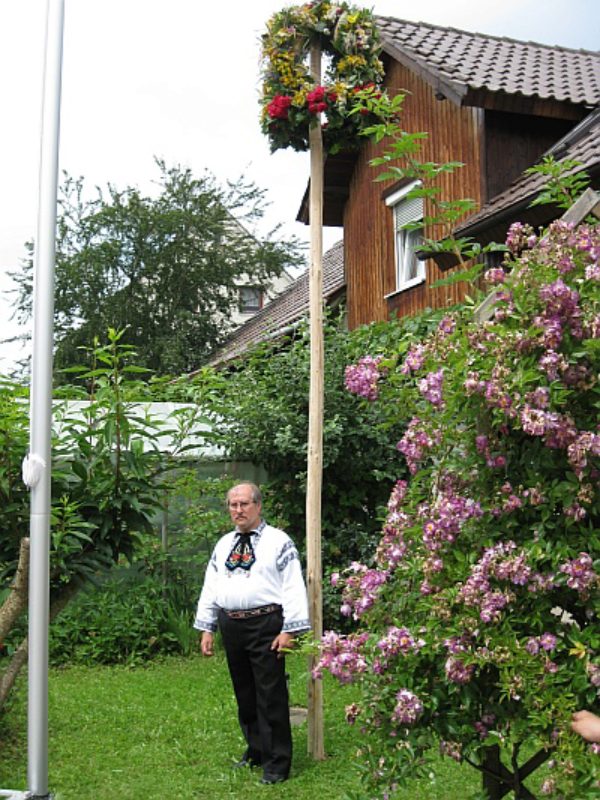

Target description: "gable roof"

left=204, top=241, right=345, bottom=368
left=451, top=107, right=600, bottom=248
left=299, top=18, right=600, bottom=227
left=377, top=17, right=600, bottom=114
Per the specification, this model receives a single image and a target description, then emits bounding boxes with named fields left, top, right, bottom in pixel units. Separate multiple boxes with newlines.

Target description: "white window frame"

left=385, top=180, right=425, bottom=294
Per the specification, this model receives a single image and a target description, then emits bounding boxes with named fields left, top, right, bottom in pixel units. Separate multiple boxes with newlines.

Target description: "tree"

left=10, top=161, right=305, bottom=378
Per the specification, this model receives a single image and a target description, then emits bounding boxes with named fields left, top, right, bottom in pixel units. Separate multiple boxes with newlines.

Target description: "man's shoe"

left=260, top=773, right=287, bottom=784
left=234, top=753, right=261, bottom=768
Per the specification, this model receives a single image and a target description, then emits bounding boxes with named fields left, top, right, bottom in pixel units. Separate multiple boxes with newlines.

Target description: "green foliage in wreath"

left=260, top=1, right=387, bottom=154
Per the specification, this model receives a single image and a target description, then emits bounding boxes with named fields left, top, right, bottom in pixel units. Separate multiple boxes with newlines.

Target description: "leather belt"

left=224, top=603, right=281, bottom=620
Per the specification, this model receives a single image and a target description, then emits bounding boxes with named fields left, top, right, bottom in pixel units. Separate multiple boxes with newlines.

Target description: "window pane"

left=391, top=189, right=424, bottom=291
left=239, top=286, right=262, bottom=312
left=405, top=229, right=422, bottom=282
left=397, top=228, right=423, bottom=287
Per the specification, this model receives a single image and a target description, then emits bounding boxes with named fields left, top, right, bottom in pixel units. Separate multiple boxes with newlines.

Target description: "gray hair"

left=227, top=482, right=262, bottom=505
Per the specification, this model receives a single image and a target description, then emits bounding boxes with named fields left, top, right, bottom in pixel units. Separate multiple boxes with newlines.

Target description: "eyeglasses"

left=228, top=501, right=255, bottom=510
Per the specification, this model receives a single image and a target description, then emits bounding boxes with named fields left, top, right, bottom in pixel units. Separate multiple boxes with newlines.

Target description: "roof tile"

left=377, top=17, right=600, bottom=106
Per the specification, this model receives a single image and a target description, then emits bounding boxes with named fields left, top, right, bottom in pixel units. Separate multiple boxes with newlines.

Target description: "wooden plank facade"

left=344, top=60, right=483, bottom=329
left=294, top=19, right=599, bottom=338
left=341, top=61, right=589, bottom=331
left=482, top=111, right=574, bottom=200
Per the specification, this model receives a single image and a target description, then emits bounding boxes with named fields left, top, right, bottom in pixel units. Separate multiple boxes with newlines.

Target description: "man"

left=194, top=482, right=310, bottom=785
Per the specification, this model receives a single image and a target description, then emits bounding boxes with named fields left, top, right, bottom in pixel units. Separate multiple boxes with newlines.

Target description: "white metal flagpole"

left=25, top=0, right=65, bottom=796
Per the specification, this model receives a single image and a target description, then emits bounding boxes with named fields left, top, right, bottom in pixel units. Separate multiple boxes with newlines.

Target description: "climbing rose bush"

left=345, top=354, right=387, bottom=401
left=316, top=218, right=600, bottom=799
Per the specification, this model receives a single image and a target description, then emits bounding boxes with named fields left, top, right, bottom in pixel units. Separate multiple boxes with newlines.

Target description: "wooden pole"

left=306, top=40, right=325, bottom=761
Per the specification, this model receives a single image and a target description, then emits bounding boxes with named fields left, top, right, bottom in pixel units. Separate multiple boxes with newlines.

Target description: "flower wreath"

left=260, top=1, right=386, bottom=154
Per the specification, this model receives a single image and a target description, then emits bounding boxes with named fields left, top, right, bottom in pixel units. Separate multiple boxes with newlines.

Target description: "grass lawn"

left=0, top=651, right=480, bottom=799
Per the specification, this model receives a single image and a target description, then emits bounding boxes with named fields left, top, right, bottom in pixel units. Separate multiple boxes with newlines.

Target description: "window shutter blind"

left=394, top=195, right=423, bottom=229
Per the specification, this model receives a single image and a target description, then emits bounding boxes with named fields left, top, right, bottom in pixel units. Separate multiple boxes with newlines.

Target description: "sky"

left=1, top=0, right=598, bottom=373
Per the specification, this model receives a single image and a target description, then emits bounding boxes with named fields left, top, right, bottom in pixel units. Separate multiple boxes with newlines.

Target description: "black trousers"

left=218, top=608, right=292, bottom=777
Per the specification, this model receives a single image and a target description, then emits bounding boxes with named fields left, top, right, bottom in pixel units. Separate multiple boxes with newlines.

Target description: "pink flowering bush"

left=344, top=354, right=387, bottom=400
left=316, top=219, right=600, bottom=799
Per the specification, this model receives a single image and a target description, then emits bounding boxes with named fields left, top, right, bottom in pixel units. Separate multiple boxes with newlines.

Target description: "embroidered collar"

left=225, top=520, right=266, bottom=572
left=241, top=519, right=266, bottom=540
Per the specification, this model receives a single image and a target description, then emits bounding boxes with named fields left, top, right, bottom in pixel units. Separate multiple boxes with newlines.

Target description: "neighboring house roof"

left=204, top=241, right=345, bottom=368
left=452, top=107, right=600, bottom=248
left=376, top=17, right=600, bottom=113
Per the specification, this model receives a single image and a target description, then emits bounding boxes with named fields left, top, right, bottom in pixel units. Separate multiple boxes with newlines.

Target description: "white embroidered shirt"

left=194, top=521, right=310, bottom=635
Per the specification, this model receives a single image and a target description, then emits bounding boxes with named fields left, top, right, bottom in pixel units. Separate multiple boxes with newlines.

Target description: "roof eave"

left=461, top=88, right=590, bottom=120
left=456, top=161, right=600, bottom=241
left=297, top=150, right=359, bottom=226
left=380, top=42, right=468, bottom=107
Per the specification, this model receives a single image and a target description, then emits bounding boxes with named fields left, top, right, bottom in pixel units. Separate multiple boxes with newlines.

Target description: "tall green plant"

left=354, top=86, right=507, bottom=282
left=526, top=156, right=591, bottom=211
left=0, top=330, right=165, bottom=707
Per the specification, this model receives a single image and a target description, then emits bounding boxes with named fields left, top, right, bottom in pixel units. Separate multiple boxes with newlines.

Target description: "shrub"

left=46, top=473, right=238, bottom=665
left=48, top=568, right=175, bottom=666
left=316, top=218, right=600, bottom=799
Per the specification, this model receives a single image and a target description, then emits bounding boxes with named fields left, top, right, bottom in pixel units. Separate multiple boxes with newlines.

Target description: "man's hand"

left=201, top=631, right=214, bottom=657
left=571, top=710, right=600, bottom=743
left=271, top=631, right=294, bottom=656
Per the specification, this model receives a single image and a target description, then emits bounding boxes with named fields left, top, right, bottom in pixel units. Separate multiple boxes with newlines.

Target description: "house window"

left=386, top=181, right=425, bottom=292
left=239, top=286, right=263, bottom=313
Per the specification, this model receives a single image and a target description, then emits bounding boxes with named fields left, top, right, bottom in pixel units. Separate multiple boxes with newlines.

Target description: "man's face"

left=228, top=485, right=262, bottom=533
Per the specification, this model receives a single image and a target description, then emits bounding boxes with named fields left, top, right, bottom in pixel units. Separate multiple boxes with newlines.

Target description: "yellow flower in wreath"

left=259, top=1, right=387, bottom=154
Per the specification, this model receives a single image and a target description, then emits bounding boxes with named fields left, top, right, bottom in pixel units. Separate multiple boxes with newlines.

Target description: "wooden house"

left=298, top=18, right=600, bottom=330
left=203, top=18, right=599, bottom=367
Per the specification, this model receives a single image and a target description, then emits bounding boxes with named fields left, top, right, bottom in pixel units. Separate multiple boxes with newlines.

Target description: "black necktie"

left=225, top=532, right=256, bottom=571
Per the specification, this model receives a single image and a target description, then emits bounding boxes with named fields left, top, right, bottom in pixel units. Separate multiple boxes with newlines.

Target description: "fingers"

left=271, top=634, right=293, bottom=657
left=570, top=710, right=600, bottom=742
